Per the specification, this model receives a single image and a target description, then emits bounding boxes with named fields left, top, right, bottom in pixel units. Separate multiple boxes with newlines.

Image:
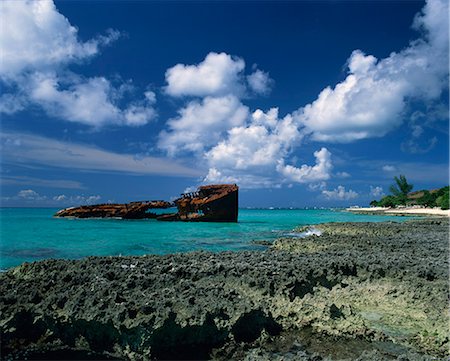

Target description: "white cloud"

left=2, top=189, right=48, bottom=203
left=206, top=108, right=301, bottom=171
left=158, top=95, right=249, bottom=155
left=1, top=176, right=84, bottom=189
left=247, top=69, right=273, bottom=95
left=1, top=132, right=202, bottom=177
left=199, top=108, right=306, bottom=188
left=18, top=189, right=45, bottom=200
left=308, top=181, right=327, bottom=191
left=336, top=171, right=351, bottom=178
left=2, top=190, right=101, bottom=206
left=296, top=0, right=448, bottom=143
left=160, top=54, right=291, bottom=189
left=277, top=148, right=332, bottom=183
left=202, top=168, right=277, bottom=189
left=322, top=186, right=358, bottom=200
left=203, top=168, right=239, bottom=184
left=0, top=0, right=118, bottom=79
left=0, top=0, right=156, bottom=127
left=0, top=93, right=27, bottom=114
left=382, top=165, right=397, bottom=172
left=28, top=72, right=156, bottom=127
left=370, top=186, right=384, bottom=197
left=165, top=52, right=246, bottom=97
left=53, top=194, right=101, bottom=205
left=53, top=195, right=67, bottom=202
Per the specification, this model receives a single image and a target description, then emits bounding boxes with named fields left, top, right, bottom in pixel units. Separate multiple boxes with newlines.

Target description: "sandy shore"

left=347, top=206, right=450, bottom=217
left=1, top=219, right=448, bottom=360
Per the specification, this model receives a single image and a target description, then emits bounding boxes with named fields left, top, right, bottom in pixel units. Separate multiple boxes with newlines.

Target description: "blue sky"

left=1, top=0, right=448, bottom=208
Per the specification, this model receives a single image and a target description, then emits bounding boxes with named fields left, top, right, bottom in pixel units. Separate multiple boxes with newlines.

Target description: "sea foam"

left=286, top=227, right=322, bottom=238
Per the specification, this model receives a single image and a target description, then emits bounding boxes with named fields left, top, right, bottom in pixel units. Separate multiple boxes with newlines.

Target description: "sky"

left=0, top=0, right=448, bottom=208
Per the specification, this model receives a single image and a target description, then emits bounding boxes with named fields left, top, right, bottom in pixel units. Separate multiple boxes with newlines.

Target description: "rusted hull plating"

left=54, top=201, right=172, bottom=219
left=157, top=184, right=238, bottom=222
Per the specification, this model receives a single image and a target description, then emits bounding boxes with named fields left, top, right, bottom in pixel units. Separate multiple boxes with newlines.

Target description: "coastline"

left=346, top=206, right=450, bottom=217
left=1, top=219, right=448, bottom=360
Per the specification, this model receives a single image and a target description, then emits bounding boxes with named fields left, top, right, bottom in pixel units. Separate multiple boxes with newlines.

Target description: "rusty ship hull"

left=54, top=184, right=239, bottom=222
left=157, top=184, right=238, bottom=222
left=54, top=201, right=172, bottom=219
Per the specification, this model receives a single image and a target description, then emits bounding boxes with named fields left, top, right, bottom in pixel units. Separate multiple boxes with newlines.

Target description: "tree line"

left=370, top=175, right=449, bottom=210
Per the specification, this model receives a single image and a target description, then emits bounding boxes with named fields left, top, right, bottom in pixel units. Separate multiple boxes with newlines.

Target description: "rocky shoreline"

left=1, top=219, right=448, bottom=360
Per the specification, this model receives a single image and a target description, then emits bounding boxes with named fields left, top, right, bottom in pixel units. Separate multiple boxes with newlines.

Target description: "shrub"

left=436, top=188, right=449, bottom=210
left=378, top=195, right=401, bottom=208
left=417, top=190, right=437, bottom=208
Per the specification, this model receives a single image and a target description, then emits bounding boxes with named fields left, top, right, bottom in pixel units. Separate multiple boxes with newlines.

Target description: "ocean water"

left=0, top=207, right=412, bottom=269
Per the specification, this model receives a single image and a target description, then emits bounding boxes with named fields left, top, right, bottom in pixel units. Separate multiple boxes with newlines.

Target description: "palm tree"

left=389, top=175, right=413, bottom=205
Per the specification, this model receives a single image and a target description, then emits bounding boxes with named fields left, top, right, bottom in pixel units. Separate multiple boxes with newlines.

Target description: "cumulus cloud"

left=247, top=69, right=273, bottom=95
left=165, top=52, right=274, bottom=99
left=165, top=52, right=246, bottom=97
left=370, top=186, right=384, bottom=197
left=296, top=0, right=448, bottom=142
left=202, top=168, right=277, bottom=189
left=27, top=72, right=156, bottom=127
left=206, top=108, right=301, bottom=171
left=158, top=95, right=249, bottom=155
left=322, top=186, right=358, bottom=200
left=382, top=165, right=397, bottom=172
left=1, top=190, right=101, bottom=206
left=199, top=108, right=309, bottom=188
left=0, top=0, right=119, bottom=79
left=0, top=0, right=156, bottom=127
left=18, top=189, right=45, bottom=200
left=277, top=148, right=332, bottom=183
left=53, top=194, right=101, bottom=205
left=203, top=168, right=238, bottom=184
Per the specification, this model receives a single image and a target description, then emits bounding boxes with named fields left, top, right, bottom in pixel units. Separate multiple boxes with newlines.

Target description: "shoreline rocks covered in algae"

left=1, top=219, right=448, bottom=360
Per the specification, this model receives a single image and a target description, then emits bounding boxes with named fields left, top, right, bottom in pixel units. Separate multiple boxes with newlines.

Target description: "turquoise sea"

left=0, top=208, right=412, bottom=269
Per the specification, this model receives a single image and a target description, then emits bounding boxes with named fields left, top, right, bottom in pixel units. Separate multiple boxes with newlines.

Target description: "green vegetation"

left=370, top=175, right=449, bottom=210
left=389, top=175, right=413, bottom=205
left=435, top=186, right=449, bottom=210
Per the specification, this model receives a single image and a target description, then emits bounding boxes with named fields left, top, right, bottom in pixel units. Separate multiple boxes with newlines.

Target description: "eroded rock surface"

left=1, top=219, right=448, bottom=360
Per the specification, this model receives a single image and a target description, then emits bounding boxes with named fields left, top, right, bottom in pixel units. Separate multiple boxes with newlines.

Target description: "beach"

left=346, top=207, right=450, bottom=217
left=1, top=218, right=448, bottom=360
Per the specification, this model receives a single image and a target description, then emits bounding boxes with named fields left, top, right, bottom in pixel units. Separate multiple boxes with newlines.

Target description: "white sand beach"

left=347, top=207, right=450, bottom=217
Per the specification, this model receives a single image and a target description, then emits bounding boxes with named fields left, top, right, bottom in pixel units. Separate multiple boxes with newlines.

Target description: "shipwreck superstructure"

left=158, top=184, right=238, bottom=222
left=54, top=184, right=239, bottom=222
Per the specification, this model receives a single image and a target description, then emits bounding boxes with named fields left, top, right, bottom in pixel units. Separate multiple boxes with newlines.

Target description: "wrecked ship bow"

left=54, top=184, right=239, bottom=222
left=54, top=200, right=172, bottom=219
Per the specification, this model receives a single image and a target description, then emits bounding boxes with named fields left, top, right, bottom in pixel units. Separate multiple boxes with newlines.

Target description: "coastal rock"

left=0, top=219, right=448, bottom=360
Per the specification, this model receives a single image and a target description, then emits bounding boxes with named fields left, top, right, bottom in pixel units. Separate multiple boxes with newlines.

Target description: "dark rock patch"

left=232, top=310, right=282, bottom=343
left=149, top=312, right=227, bottom=360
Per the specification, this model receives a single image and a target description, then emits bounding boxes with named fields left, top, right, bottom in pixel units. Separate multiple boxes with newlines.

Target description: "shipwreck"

left=54, top=200, right=172, bottom=219
left=54, top=184, right=239, bottom=222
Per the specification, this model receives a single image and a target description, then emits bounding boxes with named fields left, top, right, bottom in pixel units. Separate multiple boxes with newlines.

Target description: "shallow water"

left=0, top=207, right=412, bottom=269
